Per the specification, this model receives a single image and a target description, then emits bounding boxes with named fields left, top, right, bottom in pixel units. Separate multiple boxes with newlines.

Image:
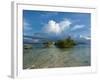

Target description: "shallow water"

left=23, top=44, right=90, bottom=69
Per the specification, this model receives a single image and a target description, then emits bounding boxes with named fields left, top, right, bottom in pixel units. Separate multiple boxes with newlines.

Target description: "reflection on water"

left=23, top=44, right=91, bottom=69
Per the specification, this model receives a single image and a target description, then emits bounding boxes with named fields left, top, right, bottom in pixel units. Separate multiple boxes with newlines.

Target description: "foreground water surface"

left=23, top=44, right=91, bottom=69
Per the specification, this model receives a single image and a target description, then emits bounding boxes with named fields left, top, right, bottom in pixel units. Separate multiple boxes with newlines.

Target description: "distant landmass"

left=23, top=34, right=90, bottom=45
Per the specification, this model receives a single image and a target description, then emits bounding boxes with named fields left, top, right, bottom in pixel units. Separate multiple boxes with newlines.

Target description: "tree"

left=55, top=36, right=76, bottom=48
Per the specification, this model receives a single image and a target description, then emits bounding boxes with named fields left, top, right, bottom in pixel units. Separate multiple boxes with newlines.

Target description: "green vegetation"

left=55, top=36, right=76, bottom=48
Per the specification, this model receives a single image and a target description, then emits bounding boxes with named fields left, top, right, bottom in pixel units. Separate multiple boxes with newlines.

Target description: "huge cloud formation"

left=44, top=19, right=71, bottom=34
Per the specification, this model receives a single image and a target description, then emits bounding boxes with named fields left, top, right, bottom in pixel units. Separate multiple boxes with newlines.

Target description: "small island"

left=43, top=41, right=54, bottom=48
left=55, top=36, right=76, bottom=48
left=42, top=36, right=77, bottom=48
left=24, top=44, right=33, bottom=49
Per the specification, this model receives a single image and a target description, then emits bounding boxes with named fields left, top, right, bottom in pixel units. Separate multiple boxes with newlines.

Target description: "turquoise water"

left=23, top=44, right=91, bottom=69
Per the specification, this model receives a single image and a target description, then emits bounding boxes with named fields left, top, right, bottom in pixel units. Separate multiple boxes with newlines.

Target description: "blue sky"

left=23, top=10, right=91, bottom=40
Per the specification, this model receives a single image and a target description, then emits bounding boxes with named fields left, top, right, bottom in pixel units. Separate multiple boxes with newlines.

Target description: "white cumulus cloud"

left=59, top=19, right=71, bottom=30
left=46, top=20, right=61, bottom=33
left=44, top=19, right=71, bottom=34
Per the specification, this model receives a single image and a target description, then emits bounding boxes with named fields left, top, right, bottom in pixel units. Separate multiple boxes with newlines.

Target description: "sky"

left=23, top=10, right=91, bottom=40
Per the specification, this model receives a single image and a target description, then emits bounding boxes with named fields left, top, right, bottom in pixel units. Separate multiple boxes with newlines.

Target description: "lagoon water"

left=23, top=44, right=90, bottom=69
